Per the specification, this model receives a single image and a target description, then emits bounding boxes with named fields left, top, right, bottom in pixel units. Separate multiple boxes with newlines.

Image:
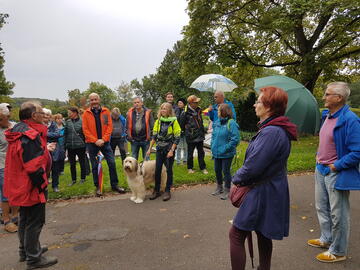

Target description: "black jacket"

left=179, top=105, right=205, bottom=143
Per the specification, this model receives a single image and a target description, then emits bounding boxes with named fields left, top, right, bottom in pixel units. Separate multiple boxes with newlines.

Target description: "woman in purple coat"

left=229, top=86, right=297, bottom=270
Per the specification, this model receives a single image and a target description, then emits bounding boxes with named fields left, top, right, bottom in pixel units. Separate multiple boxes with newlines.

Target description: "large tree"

left=0, top=14, right=14, bottom=97
left=182, top=0, right=360, bottom=92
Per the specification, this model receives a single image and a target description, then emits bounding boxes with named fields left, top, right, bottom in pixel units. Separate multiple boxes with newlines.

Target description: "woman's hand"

left=146, top=149, right=151, bottom=157
left=167, top=149, right=174, bottom=158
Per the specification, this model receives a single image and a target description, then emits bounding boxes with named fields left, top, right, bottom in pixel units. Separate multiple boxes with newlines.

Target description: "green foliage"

left=83, top=82, right=117, bottom=109
left=236, top=90, right=258, bottom=132
left=0, top=14, right=14, bottom=97
left=349, top=81, right=360, bottom=108
left=182, top=0, right=360, bottom=93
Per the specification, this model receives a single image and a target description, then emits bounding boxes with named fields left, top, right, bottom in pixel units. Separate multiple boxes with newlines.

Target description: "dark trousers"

left=67, top=147, right=87, bottom=181
left=18, top=203, right=46, bottom=264
left=214, top=157, right=233, bottom=189
left=187, top=141, right=206, bottom=170
left=59, top=159, right=65, bottom=173
left=229, top=225, right=272, bottom=270
left=155, top=149, right=174, bottom=192
left=51, top=160, right=62, bottom=188
left=87, top=142, right=119, bottom=188
left=110, top=137, right=127, bottom=162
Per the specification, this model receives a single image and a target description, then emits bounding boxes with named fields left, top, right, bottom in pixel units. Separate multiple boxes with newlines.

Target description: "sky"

left=0, top=0, right=189, bottom=101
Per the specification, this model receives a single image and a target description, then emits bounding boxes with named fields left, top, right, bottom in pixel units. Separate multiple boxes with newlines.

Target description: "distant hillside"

left=11, top=97, right=67, bottom=107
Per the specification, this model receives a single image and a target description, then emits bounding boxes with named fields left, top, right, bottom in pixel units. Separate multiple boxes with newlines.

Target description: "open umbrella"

left=254, top=75, right=320, bottom=134
left=190, top=74, right=238, bottom=92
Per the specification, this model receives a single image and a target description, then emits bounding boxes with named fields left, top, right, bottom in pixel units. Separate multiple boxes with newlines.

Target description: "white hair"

left=0, top=103, right=10, bottom=116
left=214, top=90, right=224, bottom=97
left=327, top=82, right=351, bottom=101
left=43, top=108, right=52, bottom=115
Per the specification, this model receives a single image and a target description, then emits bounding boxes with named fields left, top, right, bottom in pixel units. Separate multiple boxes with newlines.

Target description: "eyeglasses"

left=323, top=93, right=341, bottom=97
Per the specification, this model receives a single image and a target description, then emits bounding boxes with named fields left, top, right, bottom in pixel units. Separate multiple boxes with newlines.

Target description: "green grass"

left=48, top=136, right=319, bottom=200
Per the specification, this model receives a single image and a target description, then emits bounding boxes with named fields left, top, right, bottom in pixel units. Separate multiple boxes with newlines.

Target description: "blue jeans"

left=87, top=142, right=119, bottom=188
left=0, top=168, right=8, bottom=202
left=131, top=141, right=149, bottom=160
left=175, top=136, right=187, bottom=164
left=214, top=157, right=233, bottom=189
left=315, top=168, right=350, bottom=256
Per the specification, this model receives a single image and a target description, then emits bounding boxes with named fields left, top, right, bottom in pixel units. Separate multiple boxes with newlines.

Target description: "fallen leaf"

left=170, top=229, right=179, bottom=234
left=159, top=208, right=167, bottom=212
left=228, top=220, right=233, bottom=224
left=309, top=229, right=314, bottom=232
left=301, top=216, right=307, bottom=220
left=183, top=234, right=190, bottom=239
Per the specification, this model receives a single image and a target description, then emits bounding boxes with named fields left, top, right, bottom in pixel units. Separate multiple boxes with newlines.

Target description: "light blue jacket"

left=211, top=118, right=240, bottom=159
left=208, top=99, right=236, bottom=122
left=322, top=105, right=360, bottom=190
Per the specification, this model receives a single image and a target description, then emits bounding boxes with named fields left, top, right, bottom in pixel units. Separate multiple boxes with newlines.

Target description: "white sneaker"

left=188, top=169, right=195, bottom=174
left=202, top=169, right=208, bottom=175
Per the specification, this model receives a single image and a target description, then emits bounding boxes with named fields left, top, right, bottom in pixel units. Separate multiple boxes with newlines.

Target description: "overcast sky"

left=0, top=0, right=189, bottom=101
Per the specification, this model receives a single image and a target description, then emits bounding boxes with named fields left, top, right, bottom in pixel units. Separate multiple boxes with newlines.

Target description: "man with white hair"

left=307, top=82, right=360, bottom=263
left=0, top=105, right=19, bottom=233
left=82, top=93, right=125, bottom=196
left=207, top=90, right=236, bottom=122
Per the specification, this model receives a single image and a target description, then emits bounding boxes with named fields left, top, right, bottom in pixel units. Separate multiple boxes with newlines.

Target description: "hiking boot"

left=211, top=185, right=223, bottom=196
left=316, top=251, right=346, bottom=263
left=20, top=246, right=48, bottom=262
left=95, top=187, right=102, bottom=197
left=80, top=179, right=86, bottom=184
left=307, top=239, right=330, bottom=249
left=149, top=191, right=161, bottom=200
left=220, top=187, right=230, bottom=200
left=188, top=169, right=195, bottom=174
left=163, top=191, right=171, bottom=201
left=68, top=180, right=76, bottom=187
left=26, top=256, right=58, bottom=270
left=53, top=187, right=59, bottom=193
left=112, top=186, right=126, bottom=194
left=202, top=169, right=208, bottom=175
left=4, top=221, right=18, bottom=233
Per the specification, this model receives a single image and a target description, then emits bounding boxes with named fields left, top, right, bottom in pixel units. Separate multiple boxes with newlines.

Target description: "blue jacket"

left=321, top=105, right=360, bottom=190
left=208, top=99, right=236, bottom=122
left=47, top=122, right=65, bottom=162
left=211, top=118, right=240, bottom=159
left=232, top=125, right=293, bottom=240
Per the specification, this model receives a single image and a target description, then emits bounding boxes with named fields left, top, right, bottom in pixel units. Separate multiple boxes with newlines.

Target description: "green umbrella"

left=254, top=75, right=320, bottom=134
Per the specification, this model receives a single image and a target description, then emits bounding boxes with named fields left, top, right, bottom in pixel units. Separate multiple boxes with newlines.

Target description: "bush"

left=236, top=91, right=258, bottom=132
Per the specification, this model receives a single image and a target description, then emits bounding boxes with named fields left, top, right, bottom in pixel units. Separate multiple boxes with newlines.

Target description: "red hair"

left=260, top=86, right=288, bottom=117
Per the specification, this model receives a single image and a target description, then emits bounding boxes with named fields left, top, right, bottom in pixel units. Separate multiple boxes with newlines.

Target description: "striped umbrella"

left=97, top=153, right=104, bottom=193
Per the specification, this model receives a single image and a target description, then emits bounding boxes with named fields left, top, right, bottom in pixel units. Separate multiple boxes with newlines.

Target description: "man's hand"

left=329, top=163, right=337, bottom=172
left=95, top=139, right=105, bottom=147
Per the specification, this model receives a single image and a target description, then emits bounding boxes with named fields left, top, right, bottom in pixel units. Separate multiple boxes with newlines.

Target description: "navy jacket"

left=232, top=117, right=297, bottom=240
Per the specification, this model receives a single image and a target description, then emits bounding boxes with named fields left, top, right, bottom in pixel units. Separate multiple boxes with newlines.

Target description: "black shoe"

left=95, top=187, right=102, bottom=197
left=149, top=191, right=161, bottom=200
left=111, top=186, right=126, bottom=194
left=80, top=178, right=86, bottom=184
left=68, top=180, right=76, bottom=187
left=26, top=256, right=57, bottom=270
left=163, top=191, right=171, bottom=201
left=20, top=246, right=48, bottom=262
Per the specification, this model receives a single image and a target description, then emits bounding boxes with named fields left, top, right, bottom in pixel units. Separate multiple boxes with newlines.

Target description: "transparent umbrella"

left=190, top=74, right=238, bottom=92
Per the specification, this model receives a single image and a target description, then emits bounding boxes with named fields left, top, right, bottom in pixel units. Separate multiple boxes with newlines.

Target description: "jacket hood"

left=5, top=121, right=47, bottom=143
left=260, top=116, right=297, bottom=141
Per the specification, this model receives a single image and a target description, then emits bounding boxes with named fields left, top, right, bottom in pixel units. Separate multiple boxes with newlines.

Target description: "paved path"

left=1, top=174, right=359, bottom=270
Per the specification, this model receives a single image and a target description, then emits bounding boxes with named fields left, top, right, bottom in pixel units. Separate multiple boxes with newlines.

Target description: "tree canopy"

left=0, top=13, right=14, bottom=97
left=182, top=0, right=360, bottom=92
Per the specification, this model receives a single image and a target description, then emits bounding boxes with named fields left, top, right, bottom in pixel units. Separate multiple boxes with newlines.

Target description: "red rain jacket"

left=4, top=120, right=50, bottom=206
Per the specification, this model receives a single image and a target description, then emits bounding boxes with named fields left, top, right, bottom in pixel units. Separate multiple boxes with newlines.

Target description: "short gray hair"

left=0, top=104, right=10, bottom=116
left=327, top=82, right=351, bottom=101
left=133, top=96, right=143, bottom=102
left=43, top=108, right=52, bottom=115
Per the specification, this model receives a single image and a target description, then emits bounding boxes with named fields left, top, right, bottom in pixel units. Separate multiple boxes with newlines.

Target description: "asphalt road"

left=1, top=174, right=359, bottom=270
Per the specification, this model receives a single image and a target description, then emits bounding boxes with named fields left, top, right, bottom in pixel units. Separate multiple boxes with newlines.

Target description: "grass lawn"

left=48, top=135, right=319, bottom=200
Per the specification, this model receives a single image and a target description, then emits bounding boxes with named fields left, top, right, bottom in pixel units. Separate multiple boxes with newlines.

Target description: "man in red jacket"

left=4, top=102, right=58, bottom=270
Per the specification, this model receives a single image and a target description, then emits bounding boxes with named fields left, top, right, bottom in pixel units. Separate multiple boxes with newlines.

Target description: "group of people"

left=0, top=81, right=359, bottom=270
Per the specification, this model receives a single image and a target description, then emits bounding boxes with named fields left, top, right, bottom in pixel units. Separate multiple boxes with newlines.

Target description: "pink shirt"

left=317, top=117, right=338, bottom=164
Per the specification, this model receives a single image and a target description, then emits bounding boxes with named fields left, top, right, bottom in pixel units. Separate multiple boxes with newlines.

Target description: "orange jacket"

left=82, top=107, right=113, bottom=143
